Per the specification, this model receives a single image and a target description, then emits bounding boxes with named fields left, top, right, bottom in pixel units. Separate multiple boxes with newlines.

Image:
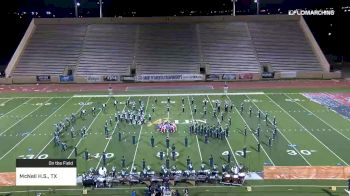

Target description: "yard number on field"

left=287, top=150, right=316, bottom=156
left=18, top=154, right=49, bottom=159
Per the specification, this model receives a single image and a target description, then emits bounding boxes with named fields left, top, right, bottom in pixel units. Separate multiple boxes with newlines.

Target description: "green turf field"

left=1, top=91, right=350, bottom=195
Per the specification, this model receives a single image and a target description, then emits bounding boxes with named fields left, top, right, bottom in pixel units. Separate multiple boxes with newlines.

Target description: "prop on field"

left=156, top=121, right=177, bottom=133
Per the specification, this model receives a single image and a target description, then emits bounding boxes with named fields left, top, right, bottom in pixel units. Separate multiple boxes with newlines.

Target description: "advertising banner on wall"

left=238, top=73, right=254, bottom=80
left=86, top=75, right=102, bottom=83
left=136, top=74, right=204, bottom=82
left=36, top=75, right=51, bottom=82
left=103, top=75, right=119, bottom=82
left=222, top=74, right=236, bottom=81
left=261, top=72, right=275, bottom=79
left=206, top=74, right=221, bottom=81
left=59, top=75, right=74, bottom=83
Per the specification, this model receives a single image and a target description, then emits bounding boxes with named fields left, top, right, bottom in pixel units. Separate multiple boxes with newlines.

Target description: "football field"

left=1, top=91, right=350, bottom=175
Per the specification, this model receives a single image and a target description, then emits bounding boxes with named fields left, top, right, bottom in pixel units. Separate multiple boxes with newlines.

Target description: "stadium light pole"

left=73, top=0, right=80, bottom=18
left=97, top=0, right=103, bottom=18
left=232, top=0, right=236, bottom=16
left=254, top=0, right=260, bottom=15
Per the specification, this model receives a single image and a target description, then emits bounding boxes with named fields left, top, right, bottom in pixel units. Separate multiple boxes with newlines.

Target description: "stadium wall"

left=5, top=20, right=36, bottom=78
left=323, top=71, right=342, bottom=79
left=0, top=78, right=13, bottom=84
left=12, top=76, right=37, bottom=84
left=299, top=17, right=330, bottom=72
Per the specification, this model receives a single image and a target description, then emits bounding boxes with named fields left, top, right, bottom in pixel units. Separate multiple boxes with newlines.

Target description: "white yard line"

left=0, top=97, right=70, bottom=160
left=34, top=97, right=89, bottom=159
left=264, top=94, right=349, bottom=165
left=0, top=99, right=46, bottom=136
left=0, top=98, right=32, bottom=120
left=286, top=93, right=350, bottom=141
left=95, top=97, right=130, bottom=169
left=67, top=97, right=112, bottom=158
left=130, top=97, right=150, bottom=172
left=206, top=95, right=239, bottom=166
left=225, top=95, right=275, bottom=166
left=245, top=95, right=311, bottom=166
left=187, top=96, right=203, bottom=162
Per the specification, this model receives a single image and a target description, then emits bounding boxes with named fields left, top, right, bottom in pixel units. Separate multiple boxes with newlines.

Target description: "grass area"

left=1, top=90, right=350, bottom=195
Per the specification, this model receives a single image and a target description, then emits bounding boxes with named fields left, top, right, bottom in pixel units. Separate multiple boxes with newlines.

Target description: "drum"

left=238, top=172, right=246, bottom=183
left=233, top=175, right=239, bottom=183
left=223, top=174, right=231, bottom=182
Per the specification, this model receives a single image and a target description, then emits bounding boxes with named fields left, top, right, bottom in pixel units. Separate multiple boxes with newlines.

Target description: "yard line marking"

left=0, top=98, right=32, bottom=120
left=265, top=94, right=349, bottom=166
left=290, top=94, right=350, bottom=141
left=0, top=98, right=46, bottom=136
left=34, top=97, right=89, bottom=159
left=0, top=97, right=69, bottom=160
left=225, top=95, right=275, bottom=166
left=187, top=96, right=203, bottom=162
left=95, top=97, right=130, bottom=169
left=206, top=95, right=238, bottom=166
left=245, top=95, right=311, bottom=166
left=67, top=97, right=112, bottom=159
left=130, top=97, right=150, bottom=172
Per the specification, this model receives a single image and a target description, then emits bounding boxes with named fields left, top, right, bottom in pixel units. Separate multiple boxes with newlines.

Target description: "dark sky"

left=0, top=0, right=349, bottom=68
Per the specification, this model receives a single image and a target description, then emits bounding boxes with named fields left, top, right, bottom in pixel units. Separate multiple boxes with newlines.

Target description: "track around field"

left=0, top=80, right=349, bottom=93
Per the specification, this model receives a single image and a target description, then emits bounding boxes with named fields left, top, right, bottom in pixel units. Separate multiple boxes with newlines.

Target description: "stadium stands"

left=13, top=25, right=86, bottom=76
left=199, top=22, right=260, bottom=74
left=136, top=24, right=200, bottom=74
left=248, top=21, right=322, bottom=72
left=76, top=24, right=136, bottom=76
left=6, top=15, right=330, bottom=80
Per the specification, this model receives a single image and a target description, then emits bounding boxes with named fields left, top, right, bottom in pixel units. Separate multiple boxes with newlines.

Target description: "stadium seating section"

left=10, top=17, right=324, bottom=76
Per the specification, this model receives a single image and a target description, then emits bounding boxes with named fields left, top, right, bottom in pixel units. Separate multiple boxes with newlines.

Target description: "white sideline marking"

left=245, top=95, right=311, bottom=166
left=67, top=97, right=112, bottom=159
left=96, top=97, right=130, bottom=169
left=0, top=185, right=347, bottom=194
left=290, top=93, right=350, bottom=141
left=34, top=97, right=89, bottom=159
left=206, top=95, right=238, bottom=166
left=0, top=97, right=70, bottom=160
left=225, top=95, right=275, bottom=166
left=0, top=99, right=43, bottom=136
left=73, top=92, right=265, bottom=98
left=130, top=97, right=150, bottom=172
left=265, top=94, right=349, bottom=166
left=187, top=96, right=203, bottom=162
